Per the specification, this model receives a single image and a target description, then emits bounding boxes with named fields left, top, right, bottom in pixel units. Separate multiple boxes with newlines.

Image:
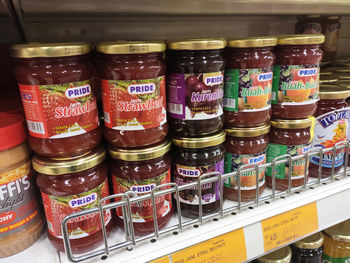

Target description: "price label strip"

left=150, top=256, right=171, bottom=263
left=261, top=202, right=319, bottom=252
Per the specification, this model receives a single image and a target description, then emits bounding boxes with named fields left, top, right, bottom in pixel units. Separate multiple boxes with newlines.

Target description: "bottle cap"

left=0, top=114, right=27, bottom=151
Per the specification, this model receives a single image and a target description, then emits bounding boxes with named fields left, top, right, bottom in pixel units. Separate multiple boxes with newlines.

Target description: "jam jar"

left=97, top=41, right=168, bottom=148
left=224, top=37, right=277, bottom=128
left=257, top=246, right=292, bottom=263
left=319, top=71, right=338, bottom=84
left=224, top=125, right=270, bottom=202
left=108, top=140, right=172, bottom=235
left=309, top=86, right=350, bottom=178
left=266, top=119, right=312, bottom=191
left=167, top=39, right=226, bottom=136
left=272, top=34, right=324, bottom=119
left=333, top=67, right=350, bottom=81
left=171, top=131, right=225, bottom=218
left=11, top=43, right=101, bottom=157
left=291, top=232, right=324, bottom=263
left=295, top=15, right=322, bottom=34
left=322, top=16, right=341, bottom=61
left=34, top=146, right=112, bottom=253
left=323, top=220, right=350, bottom=262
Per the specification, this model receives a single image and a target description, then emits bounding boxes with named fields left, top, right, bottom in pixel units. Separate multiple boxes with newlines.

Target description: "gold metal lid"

left=171, top=131, right=226, bottom=149
left=226, top=124, right=270, bottom=138
left=227, top=36, right=277, bottom=48
left=333, top=68, right=350, bottom=73
left=320, top=85, right=350, bottom=99
left=319, top=79, right=338, bottom=84
left=11, top=42, right=91, bottom=58
left=294, top=233, right=324, bottom=249
left=297, top=15, right=321, bottom=19
left=167, top=38, right=227, bottom=50
left=337, top=80, right=350, bottom=88
left=97, top=41, right=165, bottom=54
left=320, top=71, right=333, bottom=76
left=324, top=220, right=350, bottom=243
left=257, top=246, right=292, bottom=263
left=32, top=146, right=106, bottom=175
left=108, top=140, right=171, bottom=161
left=271, top=118, right=312, bottom=129
left=326, top=16, right=340, bottom=20
left=277, top=34, right=325, bottom=45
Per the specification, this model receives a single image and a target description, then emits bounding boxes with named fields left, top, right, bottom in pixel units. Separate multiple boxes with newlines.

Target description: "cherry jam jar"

left=272, top=34, right=324, bottom=119
left=291, top=232, right=324, bottom=263
left=309, top=86, right=350, bottom=178
left=167, top=39, right=226, bottom=136
left=171, top=131, right=225, bottom=218
left=11, top=43, right=101, bottom=157
left=108, top=140, right=172, bottom=235
left=266, top=119, right=312, bottom=191
left=224, top=37, right=276, bottom=128
left=97, top=41, right=168, bottom=148
left=224, top=125, right=269, bottom=202
left=34, top=146, right=112, bottom=253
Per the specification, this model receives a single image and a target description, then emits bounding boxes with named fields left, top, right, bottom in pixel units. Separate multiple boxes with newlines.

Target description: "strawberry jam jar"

left=108, top=140, right=172, bottom=235
left=224, top=125, right=270, bottom=202
left=167, top=39, right=226, bottom=136
left=272, top=34, right=324, bottom=119
left=171, top=131, right=225, bottom=218
left=224, top=37, right=277, bottom=128
left=97, top=41, right=168, bottom=148
left=34, top=146, right=112, bottom=253
left=11, top=43, right=101, bottom=157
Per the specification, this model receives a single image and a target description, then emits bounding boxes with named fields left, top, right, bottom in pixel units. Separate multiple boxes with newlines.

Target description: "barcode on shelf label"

left=27, top=120, right=45, bottom=134
left=104, top=112, right=110, bottom=124
left=223, top=98, right=235, bottom=109
left=168, top=103, right=183, bottom=115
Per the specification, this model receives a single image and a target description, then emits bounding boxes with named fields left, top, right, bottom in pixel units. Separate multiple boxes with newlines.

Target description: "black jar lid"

left=294, top=232, right=324, bottom=249
left=171, top=131, right=226, bottom=149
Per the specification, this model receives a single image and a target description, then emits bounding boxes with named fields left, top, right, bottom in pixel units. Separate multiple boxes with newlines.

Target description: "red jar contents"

left=171, top=132, right=225, bottom=218
left=97, top=41, right=168, bottom=148
left=266, top=119, right=312, bottom=191
left=224, top=125, right=269, bottom=202
left=309, top=86, right=350, bottom=178
left=167, top=39, right=226, bottom=136
left=11, top=43, right=101, bottom=157
left=108, top=140, right=172, bottom=235
left=271, top=34, right=324, bottom=119
left=34, top=147, right=112, bottom=253
left=224, top=37, right=276, bottom=127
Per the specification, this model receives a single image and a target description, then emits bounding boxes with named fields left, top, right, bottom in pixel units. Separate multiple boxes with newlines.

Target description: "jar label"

left=323, top=254, right=350, bottom=263
left=173, top=159, right=224, bottom=205
left=101, top=76, right=167, bottom=130
left=224, top=152, right=266, bottom=190
left=266, top=143, right=311, bottom=179
left=224, top=68, right=273, bottom=112
left=0, top=162, right=40, bottom=238
left=113, top=170, right=171, bottom=223
left=167, top=72, right=224, bottom=120
left=271, top=65, right=320, bottom=105
left=41, top=179, right=111, bottom=239
left=310, top=108, right=349, bottom=168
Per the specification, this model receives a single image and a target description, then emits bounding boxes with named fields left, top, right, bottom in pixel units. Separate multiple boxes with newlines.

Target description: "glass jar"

left=295, top=15, right=322, bottom=34
left=224, top=125, right=270, bottom=202
left=257, top=246, right=292, bottom=263
left=167, top=39, right=226, bottom=136
left=108, top=140, right=172, bottom=235
left=0, top=114, right=44, bottom=258
left=271, top=34, right=324, bottom=119
left=224, top=37, right=276, bottom=128
left=291, top=232, right=324, bottom=263
left=34, top=146, right=112, bottom=253
left=171, top=131, right=225, bottom=218
left=322, top=16, right=341, bottom=61
left=11, top=43, right=101, bottom=157
left=266, top=119, right=312, bottom=191
left=309, top=86, right=350, bottom=178
left=333, top=67, right=350, bottom=81
left=97, top=41, right=168, bottom=148
left=319, top=71, right=338, bottom=84
left=323, top=220, right=350, bottom=262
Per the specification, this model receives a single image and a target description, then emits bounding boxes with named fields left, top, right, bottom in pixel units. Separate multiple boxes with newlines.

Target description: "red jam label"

left=311, top=108, right=349, bottom=168
left=102, top=76, right=167, bottom=130
left=266, top=143, right=311, bottom=179
left=113, top=170, right=171, bottom=223
left=0, top=162, right=40, bottom=237
left=173, top=159, right=224, bottom=205
left=224, top=152, right=266, bottom=190
left=19, top=80, right=99, bottom=139
left=167, top=72, right=224, bottom=120
left=224, top=68, right=272, bottom=112
left=272, top=65, right=320, bottom=105
left=41, top=179, right=111, bottom=239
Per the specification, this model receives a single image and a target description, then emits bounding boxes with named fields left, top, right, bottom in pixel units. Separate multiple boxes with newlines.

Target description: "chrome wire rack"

left=61, top=141, right=350, bottom=262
